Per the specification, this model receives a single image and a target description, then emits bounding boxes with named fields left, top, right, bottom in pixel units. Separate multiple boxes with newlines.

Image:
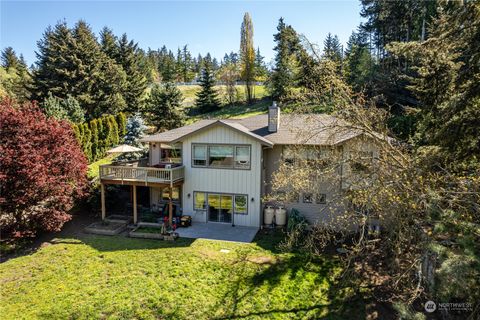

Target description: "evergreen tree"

left=124, top=114, right=147, bottom=147
left=270, top=18, right=301, bottom=100
left=323, top=33, right=343, bottom=62
left=195, top=58, right=220, bottom=113
left=114, top=34, right=147, bottom=113
left=116, top=112, right=127, bottom=140
left=145, top=83, right=184, bottom=131
left=89, top=119, right=100, bottom=161
left=180, top=45, right=194, bottom=82
left=254, top=47, right=268, bottom=82
left=344, top=30, right=375, bottom=92
left=240, top=13, right=255, bottom=103
left=33, top=21, right=126, bottom=119
left=0, top=49, right=32, bottom=102
left=389, top=2, right=480, bottom=170
left=33, top=22, right=75, bottom=101
left=41, top=93, right=85, bottom=123
left=99, top=27, right=118, bottom=58
left=1, top=47, right=21, bottom=71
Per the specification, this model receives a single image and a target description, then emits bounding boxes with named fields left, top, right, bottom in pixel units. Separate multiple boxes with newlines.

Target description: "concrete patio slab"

left=176, top=222, right=258, bottom=243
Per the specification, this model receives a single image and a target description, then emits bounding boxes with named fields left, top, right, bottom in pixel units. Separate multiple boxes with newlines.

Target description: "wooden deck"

left=100, top=164, right=184, bottom=187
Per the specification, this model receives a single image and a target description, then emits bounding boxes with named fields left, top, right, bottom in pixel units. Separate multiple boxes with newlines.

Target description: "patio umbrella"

left=106, top=144, right=143, bottom=154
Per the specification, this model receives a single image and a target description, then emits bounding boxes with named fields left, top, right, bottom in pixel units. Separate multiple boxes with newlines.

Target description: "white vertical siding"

left=149, top=125, right=263, bottom=227
left=179, top=125, right=262, bottom=227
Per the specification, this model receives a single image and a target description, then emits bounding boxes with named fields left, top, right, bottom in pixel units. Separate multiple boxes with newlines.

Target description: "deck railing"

left=100, top=164, right=184, bottom=186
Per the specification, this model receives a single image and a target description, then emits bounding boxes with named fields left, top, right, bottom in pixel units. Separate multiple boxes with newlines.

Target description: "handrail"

left=100, top=164, right=184, bottom=185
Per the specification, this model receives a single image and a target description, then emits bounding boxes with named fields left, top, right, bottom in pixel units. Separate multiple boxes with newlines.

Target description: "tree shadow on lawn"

left=1, top=211, right=196, bottom=263
left=209, top=248, right=368, bottom=320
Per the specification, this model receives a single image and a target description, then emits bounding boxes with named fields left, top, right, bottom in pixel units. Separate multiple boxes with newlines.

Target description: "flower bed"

left=129, top=226, right=164, bottom=239
left=84, top=221, right=127, bottom=236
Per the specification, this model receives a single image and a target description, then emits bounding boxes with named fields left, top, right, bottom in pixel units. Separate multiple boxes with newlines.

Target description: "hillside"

left=178, top=84, right=271, bottom=123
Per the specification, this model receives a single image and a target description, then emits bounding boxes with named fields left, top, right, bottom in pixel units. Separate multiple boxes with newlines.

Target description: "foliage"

left=195, top=57, right=220, bottom=113
left=254, top=47, right=268, bottom=82
left=115, top=112, right=127, bottom=141
left=41, top=92, right=85, bottom=123
left=0, top=48, right=31, bottom=102
left=239, top=12, right=255, bottom=104
left=388, top=2, right=480, bottom=172
left=270, top=18, right=301, bottom=101
left=71, top=114, right=124, bottom=162
left=32, top=21, right=130, bottom=119
left=144, top=83, right=184, bottom=131
left=322, top=33, right=342, bottom=62
left=110, top=34, right=148, bottom=113
left=0, top=99, right=87, bottom=238
left=217, top=61, right=240, bottom=105
left=124, top=113, right=147, bottom=147
left=344, top=29, right=375, bottom=93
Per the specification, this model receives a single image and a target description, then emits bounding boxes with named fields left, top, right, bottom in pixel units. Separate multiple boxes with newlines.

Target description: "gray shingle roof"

left=140, top=113, right=363, bottom=146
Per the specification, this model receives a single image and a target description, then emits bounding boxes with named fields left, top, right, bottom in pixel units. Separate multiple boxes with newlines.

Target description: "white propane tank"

left=275, top=206, right=287, bottom=226
left=264, top=206, right=274, bottom=225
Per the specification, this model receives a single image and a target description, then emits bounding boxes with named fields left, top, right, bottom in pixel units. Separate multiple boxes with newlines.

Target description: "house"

left=99, top=103, right=379, bottom=228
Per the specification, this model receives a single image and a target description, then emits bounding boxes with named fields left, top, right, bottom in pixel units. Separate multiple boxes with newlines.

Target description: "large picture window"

left=209, top=146, right=234, bottom=167
left=192, top=144, right=251, bottom=169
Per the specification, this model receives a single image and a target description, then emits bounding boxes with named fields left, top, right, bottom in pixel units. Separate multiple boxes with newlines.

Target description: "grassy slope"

left=179, top=85, right=271, bottom=123
left=0, top=232, right=365, bottom=319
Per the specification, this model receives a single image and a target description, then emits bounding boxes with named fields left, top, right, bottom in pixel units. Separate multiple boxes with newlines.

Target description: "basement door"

left=207, top=194, right=233, bottom=223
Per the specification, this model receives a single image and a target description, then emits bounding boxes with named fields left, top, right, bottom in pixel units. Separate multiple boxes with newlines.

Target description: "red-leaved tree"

left=0, top=99, right=88, bottom=237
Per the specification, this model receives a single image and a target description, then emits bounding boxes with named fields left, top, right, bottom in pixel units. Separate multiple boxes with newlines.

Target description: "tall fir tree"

left=323, top=33, right=343, bottom=62
left=195, top=57, right=220, bottom=113
left=270, top=18, right=301, bottom=100
left=1, top=47, right=21, bottom=71
left=240, top=13, right=255, bottom=103
left=254, top=47, right=268, bottom=82
left=145, top=83, right=184, bottom=131
left=113, top=34, right=147, bottom=113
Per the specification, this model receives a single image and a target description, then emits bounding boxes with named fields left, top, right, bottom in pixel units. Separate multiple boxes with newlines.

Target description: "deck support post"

left=133, top=185, right=138, bottom=224
left=101, top=183, right=106, bottom=220
left=169, top=187, right=173, bottom=227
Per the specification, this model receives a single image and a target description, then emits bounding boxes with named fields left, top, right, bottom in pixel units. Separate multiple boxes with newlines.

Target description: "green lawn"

left=0, top=231, right=366, bottom=319
left=87, top=154, right=116, bottom=180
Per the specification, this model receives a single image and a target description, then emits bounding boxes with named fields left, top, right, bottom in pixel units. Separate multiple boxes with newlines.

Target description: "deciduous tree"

left=0, top=99, right=87, bottom=237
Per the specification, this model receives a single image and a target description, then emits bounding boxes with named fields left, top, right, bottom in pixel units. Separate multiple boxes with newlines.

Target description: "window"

left=316, top=193, right=326, bottom=204
left=209, top=145, right=234, bottom=167
left=193, top=145, right=207, bottom=166
left=192, top=144, right=251, bottom=169
left=235, top=146, right=250, bottom=168
left=350, top=151, right=374, bottom=174
left=303, top=193, right=314, bottom=203
left=194, top=192, right=206, bottom=210
left=234, top=195, right=247, bottom=214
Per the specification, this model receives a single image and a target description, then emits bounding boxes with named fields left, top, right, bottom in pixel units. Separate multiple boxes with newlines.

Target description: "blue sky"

left=1, top=1, right=364, bottom=66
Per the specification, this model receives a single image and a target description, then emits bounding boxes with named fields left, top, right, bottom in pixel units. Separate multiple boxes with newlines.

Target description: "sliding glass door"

left=207, top=194, right=232, bottom=223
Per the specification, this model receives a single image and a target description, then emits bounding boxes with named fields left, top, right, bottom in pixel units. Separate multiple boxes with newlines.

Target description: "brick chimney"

left=268, top=101, right=280, bottom=133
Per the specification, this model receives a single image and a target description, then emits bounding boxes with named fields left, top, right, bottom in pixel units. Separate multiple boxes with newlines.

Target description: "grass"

left=0, top=231, right=366, bottom=319
left=178, top=84, right=268, bottom=108
left=87, top=154, right=116, bottom=180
